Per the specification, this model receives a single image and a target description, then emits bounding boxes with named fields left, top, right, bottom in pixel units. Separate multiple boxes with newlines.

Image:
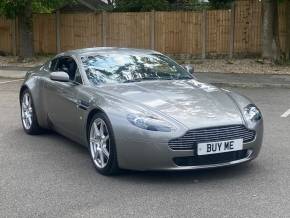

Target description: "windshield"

left=81, top=53, right=192, bottom=85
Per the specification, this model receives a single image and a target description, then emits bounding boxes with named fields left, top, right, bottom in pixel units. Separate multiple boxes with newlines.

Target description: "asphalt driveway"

left=0, top=80, right=290, bottom=218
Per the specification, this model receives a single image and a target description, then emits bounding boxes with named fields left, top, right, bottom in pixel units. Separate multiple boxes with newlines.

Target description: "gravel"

left=0, top=56, right=50, bottom=68
left=193, top=59, right=290, bottom=75
left=1, top=56, right=290, bottom=75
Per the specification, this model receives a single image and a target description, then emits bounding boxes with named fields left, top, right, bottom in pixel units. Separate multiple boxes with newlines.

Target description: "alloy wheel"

left=89, top=118, right=110, bottom=169
left=21, top=92, right=33, bottom=130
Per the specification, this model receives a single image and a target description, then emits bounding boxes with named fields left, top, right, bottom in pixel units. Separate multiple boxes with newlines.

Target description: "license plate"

left=197, top=139, right=243, bottom=156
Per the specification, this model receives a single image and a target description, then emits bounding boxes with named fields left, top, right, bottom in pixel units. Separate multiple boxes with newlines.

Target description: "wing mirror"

left=50, top=71, right=69, bottom=82
left=185, top=65, right=194, bottom=75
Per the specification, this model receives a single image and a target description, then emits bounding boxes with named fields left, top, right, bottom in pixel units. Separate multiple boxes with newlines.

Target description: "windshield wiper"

left=140, top=77, right=159, bottom=81
left=123, top=79, right=143, bottom=83
left=159, top=76, right=192, bottom=81
left=123, top=77, right=158, bottom=83
left=123, top=76, right=192, bottom=83
left=177, top=76, right=193, bottom=80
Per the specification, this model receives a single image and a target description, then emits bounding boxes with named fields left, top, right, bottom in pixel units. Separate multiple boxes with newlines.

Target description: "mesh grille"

left=169, top=125, right=256, bottom=150
left=173, top=150, right=249, bottom=166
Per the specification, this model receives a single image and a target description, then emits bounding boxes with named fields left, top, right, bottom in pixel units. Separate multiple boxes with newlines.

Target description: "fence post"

left=202, top=10, right=207, bottom=59
left=12, top=18, right=17, bottom=56
left=102, top=11, right=107, bottom=47
left=150, top=10, right=155, bottom=50
left=56, top=10, right=61, bottom=53
left=229, top=2, right=236, bottom=59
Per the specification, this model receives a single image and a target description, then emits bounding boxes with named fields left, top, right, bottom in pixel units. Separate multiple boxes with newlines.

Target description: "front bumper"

left=113, top=121, right=263, bottom=171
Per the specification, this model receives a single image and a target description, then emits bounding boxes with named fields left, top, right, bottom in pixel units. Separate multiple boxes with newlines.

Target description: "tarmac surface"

left=0, top=79, right=290, bottom=217
left=1, top=67, right=290, bottom=88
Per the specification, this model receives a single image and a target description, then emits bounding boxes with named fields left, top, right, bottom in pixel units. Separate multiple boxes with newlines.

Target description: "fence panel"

left=0, top=17, right=13, bottom=54
left=60, top=13, right=102, bottom=52
left=206, top=10, right=231, bottom=55
left=33, top=14, right=56, bottom=54
left=0, top=0, right=288, bottom=57
left=106, top=12, right=151, bottom=49
left=234, top=0, right=262, bottom=55
left=155, top=11, right=203, bottom=55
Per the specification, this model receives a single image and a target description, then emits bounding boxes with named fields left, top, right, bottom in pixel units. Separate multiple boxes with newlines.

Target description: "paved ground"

left=1, top=79, right=290, bottom=218
left=0, top=68, right=27, bottom=79
left=1, top=68, right=290, bottom=88
left=196, top=72, right=290, bottom=88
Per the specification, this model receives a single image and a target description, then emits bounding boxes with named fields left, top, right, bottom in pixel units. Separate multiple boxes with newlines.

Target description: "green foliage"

left=0, top=0, right=73, bottom=18
left=112, top=0, right=230, bottom=12
left=208, top=0, right=234, bottom=9
left=0, top=0, right=26, bottom=18
left=168, top=0, right=209, bottom=11
left=114, top=0, right=170, bottom=12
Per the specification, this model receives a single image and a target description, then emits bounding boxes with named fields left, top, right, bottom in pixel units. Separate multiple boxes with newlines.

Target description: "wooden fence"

left=0, top=0, right=288, bottom=57
left=0, top=17, right=14, bottom=54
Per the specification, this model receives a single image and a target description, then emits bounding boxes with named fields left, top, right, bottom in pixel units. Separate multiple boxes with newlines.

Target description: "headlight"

left=243, top=104, right=262, bottom=127
left=127, top=113, right=174, bottom=132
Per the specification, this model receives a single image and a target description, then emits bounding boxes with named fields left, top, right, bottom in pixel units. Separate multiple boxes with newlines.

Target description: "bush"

left=208, top=0, right=234, bottom=9
left=112, top=0, right=234, bottom=12
left=114, top=0, right=170, bottom=12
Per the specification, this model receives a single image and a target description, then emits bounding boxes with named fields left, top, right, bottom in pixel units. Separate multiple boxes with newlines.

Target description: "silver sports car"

left=20, top=48, right=263, bottom=175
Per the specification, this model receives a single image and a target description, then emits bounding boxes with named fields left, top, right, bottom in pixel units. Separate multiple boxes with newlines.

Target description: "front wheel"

left=88, top=113, right=119, bottom=175
left=20, top=90, right=42, bottom=135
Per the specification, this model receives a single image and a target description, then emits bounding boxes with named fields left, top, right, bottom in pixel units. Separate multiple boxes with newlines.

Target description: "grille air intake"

left=169, top=125, right=256, bottom=150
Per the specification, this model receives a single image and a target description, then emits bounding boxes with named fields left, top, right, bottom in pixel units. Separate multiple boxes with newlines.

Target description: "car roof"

left=58, top=47, right=160, bottom=57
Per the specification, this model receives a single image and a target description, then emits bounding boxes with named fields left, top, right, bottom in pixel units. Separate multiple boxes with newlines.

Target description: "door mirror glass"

left=50, top=71, right=70, bottom=82
left=185, top=65, right=194, bottom=75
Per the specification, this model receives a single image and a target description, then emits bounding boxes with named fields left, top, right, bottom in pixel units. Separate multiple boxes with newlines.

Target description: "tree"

left=114, top=0, right=170, bottom=12
left=262, top=0, right=290, bottom=62
left=0, top=0, right=71, bottom=57
left=262, top=0, right=278, bottom=60
left=208, top=0, right=233, bottom=9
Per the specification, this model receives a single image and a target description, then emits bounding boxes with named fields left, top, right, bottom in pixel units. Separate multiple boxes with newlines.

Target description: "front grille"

left=173, top=150, right=249, bottom=166
left=169, top=125, right=256, bottom=150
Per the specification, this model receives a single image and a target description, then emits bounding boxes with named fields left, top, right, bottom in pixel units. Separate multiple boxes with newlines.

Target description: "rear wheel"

left=88, top=113, right=119, bottom=175
left=21, top=90, right=42, bottom=135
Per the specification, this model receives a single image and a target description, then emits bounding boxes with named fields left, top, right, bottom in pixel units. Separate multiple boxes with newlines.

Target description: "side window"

left=55, top=57, right=78, bottom=81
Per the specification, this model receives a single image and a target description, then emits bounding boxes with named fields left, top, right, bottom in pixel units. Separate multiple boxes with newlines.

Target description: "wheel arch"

left=86, top=107, right=107, bottom=142
left=19, top=85, right=29, bottom=103
left=19, top=85, right=43, bottom=134
left=19, top=79, right=47, bottom=129
left=86, top=107, right=120, bottom=174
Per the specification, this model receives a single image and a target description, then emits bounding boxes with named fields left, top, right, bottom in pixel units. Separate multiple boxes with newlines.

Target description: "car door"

left=44, top=56, right=84, bottom=142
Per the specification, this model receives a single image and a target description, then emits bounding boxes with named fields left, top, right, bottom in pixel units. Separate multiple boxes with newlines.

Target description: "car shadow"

left=115, top=162, right=261, bottom=185
left=9, top=127, right=263, bottom=186
left=8, top=127, right=89, bottom=155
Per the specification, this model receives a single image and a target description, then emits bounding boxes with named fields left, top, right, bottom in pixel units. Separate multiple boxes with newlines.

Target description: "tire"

left=88, top=113, right=119, bottom=175
left=20, top=89, right=42, bottom=135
